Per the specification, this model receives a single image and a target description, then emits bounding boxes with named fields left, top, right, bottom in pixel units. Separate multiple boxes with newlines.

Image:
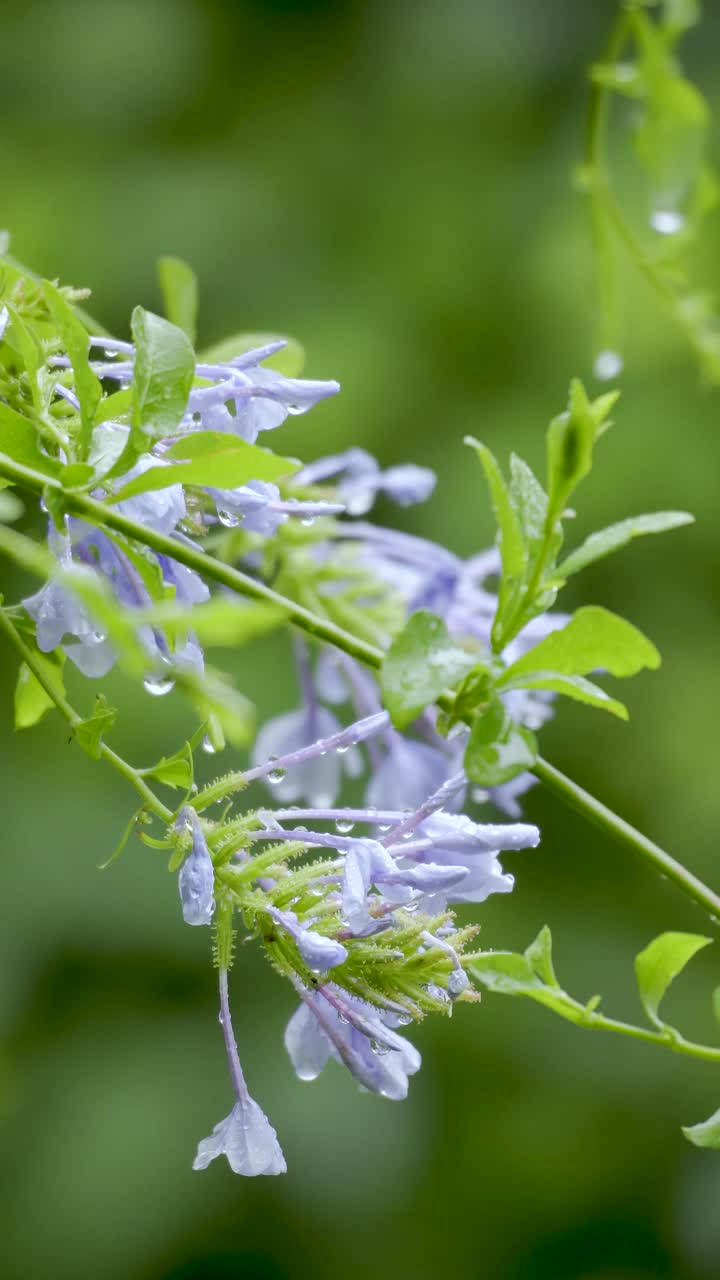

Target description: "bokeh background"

left=1, top=1, right=720, bottom=1277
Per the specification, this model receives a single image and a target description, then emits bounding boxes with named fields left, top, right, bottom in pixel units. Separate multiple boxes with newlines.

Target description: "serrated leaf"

left=499, top=606, right=660, bottom=683
left=109, top=432, right=299, bottom=502
left=682, top=1108, right=720, bottom=1150
left=73, top=695, right=117, bottom=759
left=464, top=697, right=537, bottom=787
left=142, top=741, right=194, bottom=790
left=157, top=257, right=198, bottom=344
left=43, top=280, right=102, bottom=457
left=198, top=332, right=305, bottom=377
left=556, top=512, right=694, bottom=579
left=14, top=650, right=65, bottom=729
left=635, top=931, right=712, bottom=1029
left=380, top=610, right=476, bottom=729
left=498, top=670, right=629, bottom=719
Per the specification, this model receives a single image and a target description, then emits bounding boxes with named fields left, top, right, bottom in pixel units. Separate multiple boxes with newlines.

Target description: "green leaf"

left=465, top=437, right=525, bottom=581
left=137, top=599, right=286, bottom=648
left=556, top=512, right=694, bottom=579
left=440, top=662, right=493, bottom=733
left=109, top=432, right=299, bottom=502
left=0, top=401, right=61, bottom=477
left=509, top=453, right=548, bottom=560
left=635, top=931, right=712, bottom=1028
left=157, top=257, right=198, bottom=344
left=464, top=697, right=538, bottom=787
left=43, top=280, right=102, bottom=458
left=546, top=380, right=599, bottom=518
left=682, top=1108, right=720, bottom=1150
left=662, top=0, right=700, bottom=35
left=470, top=927, right=589, bottom=1025
left=142, top=741, right=194, bottom=790
left=714, top=988, right=720, bottom=1025
left=0, top=524, right=54, bottom=576
left=499, top=606, right=660, bottom=683
left=60, top=463, right=95, bottom=489
left=498, top=671, right=629, bottom=719
left=94, top=388, right=133, bottom=427
left=380, top=610, right=476, bottom=729
left=73, top=695, right=118, bottom=759
left=14, top=650, right=65, bottom=729
left=5, top=305, right=42, bottom=403
left=198, top=332, right=305, bottom=377
left=0, top=489, right=23, bottom=522
left=130, top=306, right=195, bottom=440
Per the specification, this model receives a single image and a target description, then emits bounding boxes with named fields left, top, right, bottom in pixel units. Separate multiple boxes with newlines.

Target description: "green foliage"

left=115, top=307, right=195, bottom=473
left=42, top=280, right=102, bottom=458
left=141, top=742, right=194, bottom=791
left=14, top=648, right=65, bottom=729
left=635, top=930, right=712, bottom=1029
left=499, top=606, right=660, bottom=680
left=464, top=697, right=537, bottom=787
left=73, top=695, right=118, bottom=759
left=380, top=610, right=475, bottom=729
left=157, top=257, right=198, bottom=344
left=556, top=511, right=694, bottom=578
left=682, top=1108, right=720, bottom=1150
left=470, top=926, right=598, bottom=1025
left=0, top=400, right=61, bottom=477
left=109, top=432, right=299, bottom=502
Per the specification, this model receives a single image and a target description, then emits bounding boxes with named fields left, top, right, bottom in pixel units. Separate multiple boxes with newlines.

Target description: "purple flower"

left=285, top=985, right=421, bottom=1100
left=178, top=808, right=215, bottom=926
left=292, top=448, right=435, bottom=515
left=193, top=1098, right=286, bottom=1176
left=268, top=907, right=348, bottom=971
left=390, top=810, right=540, bottom=910
left=365, top=733, right=460, bottom=813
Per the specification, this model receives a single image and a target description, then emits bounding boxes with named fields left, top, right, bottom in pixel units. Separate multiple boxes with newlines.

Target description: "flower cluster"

left=174, top=710, right=539, bottom=1174
left=24, top=325, right=561, bottom=1175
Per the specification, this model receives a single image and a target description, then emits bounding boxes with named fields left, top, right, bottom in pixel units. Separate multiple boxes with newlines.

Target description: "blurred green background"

left=1, top=1, right=720, bottom=1277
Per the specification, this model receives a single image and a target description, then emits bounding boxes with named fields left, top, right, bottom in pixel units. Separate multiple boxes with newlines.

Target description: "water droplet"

left=395, top=1012, right=413, bottom=1027
left=370, top=1039, right=391, bottom=1056
left=650, top=208, right=686, bottom=236
left=338, top=1013, right=350, bottom=1026
left=403, top=902, right=419, bottom=914
left=266, top=757, right=286, bottom=785
left=335, top=819, right=355, bottom=835
left=593, top=349, right=623, bottom=381
left=300, top=516, right=316, bottom=528
left=472, top=787, right=490, bottom=805
left=217, top=508, right=241, bottom=528
left=337, top=744, right=350, bottom=755
left=401, top=830, right=414, bottom=841
left=377, top=824, right=391, bottom=833
left=144, top=674, right=175, bottom=696
left=201, top=735, right=216, bottom=755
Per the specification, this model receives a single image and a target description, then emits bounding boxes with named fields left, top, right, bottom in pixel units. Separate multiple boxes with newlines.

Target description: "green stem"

left=533, top=755, right=720, bottom=921
left=0, top=608, right=172, bottom=822
left=1, top=451, right=718, bottom=922
left=586, top=1011, right=720, bottom=1064
left=0, top=452, right=385, bottom=672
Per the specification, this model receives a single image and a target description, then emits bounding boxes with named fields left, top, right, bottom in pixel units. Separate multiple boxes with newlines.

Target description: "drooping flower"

left=291, top=447, right=436, bottom=515
left=194, top=969, right=286, bottom=1176
left=285, top=984, right=421, bottom=1100
left=177, top=807, right=215, bottom=926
